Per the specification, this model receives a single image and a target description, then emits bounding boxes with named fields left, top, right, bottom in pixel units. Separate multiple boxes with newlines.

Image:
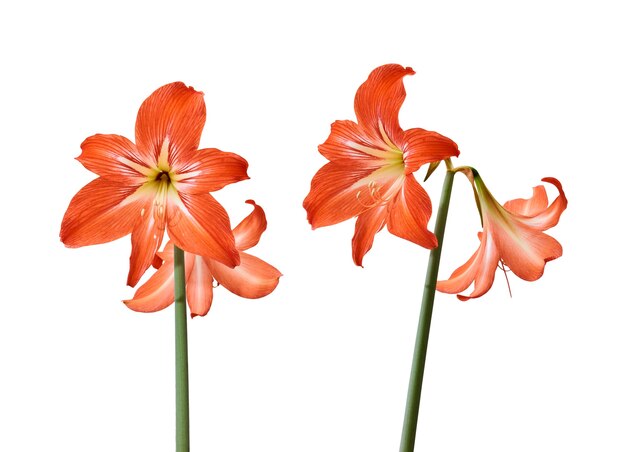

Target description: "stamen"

left=498, top=259, right=513, bottom=298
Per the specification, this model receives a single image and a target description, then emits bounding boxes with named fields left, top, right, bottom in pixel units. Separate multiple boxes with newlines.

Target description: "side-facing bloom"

left=60, top=82, right=249, bottom=286
left=124, top=200, right=281, bottom=317
left=437, top=169, right=567, bottom=300
left=303, top=64, right=459, bottom=266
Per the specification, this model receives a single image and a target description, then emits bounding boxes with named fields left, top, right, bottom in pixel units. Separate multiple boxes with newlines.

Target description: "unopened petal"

left=233, top=200, right=267, bottom=251
left=208, top=252, right=281, bottom=299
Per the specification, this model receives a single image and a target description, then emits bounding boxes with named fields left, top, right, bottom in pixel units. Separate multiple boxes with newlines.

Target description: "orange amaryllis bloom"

left=303, top=64, right=459, bottom=266
left=60, top=82, right=249, bottom=287
left=124, top=200, right=281, bottom=317
left=437, top=169, right=567, bottom=300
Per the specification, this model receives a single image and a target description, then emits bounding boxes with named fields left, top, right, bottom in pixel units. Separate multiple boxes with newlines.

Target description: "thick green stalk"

left=399, top=169, right=455, bottom=451
left=174, top=245, right=190, bottom=452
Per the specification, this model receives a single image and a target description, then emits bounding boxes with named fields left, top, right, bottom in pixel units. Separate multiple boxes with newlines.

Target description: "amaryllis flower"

left=124, top=200, right=281, bottom=317
left=303, top=64, right=459, bottom=266
left=60, top=82, right=249, bottom=286
left=437, top=169, right=567, bottom=300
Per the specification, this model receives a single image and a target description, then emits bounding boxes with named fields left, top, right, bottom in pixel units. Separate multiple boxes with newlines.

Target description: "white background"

left=1, top=1, right=625, bottom=451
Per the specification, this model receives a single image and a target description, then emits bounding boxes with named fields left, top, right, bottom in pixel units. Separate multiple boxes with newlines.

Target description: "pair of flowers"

left=303, top=64, right=567, bottom=299
left=61, top=64, right=567, bottom=312
left=60, top=82, right=281, bottom=317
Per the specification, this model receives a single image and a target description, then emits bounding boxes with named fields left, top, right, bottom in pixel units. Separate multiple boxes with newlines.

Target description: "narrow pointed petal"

left=387, top=175, right=437, bottom=249
left=166, top=189, right=239, bottom=267
left=208, top=252, right=281, bottom=299
left=508, top=178, right=567, bottom=230
left=124, top=243, right=194, bottom=312
left=60, top=178, right=145, bottom=247
left=354, top=64, right=414, bottom=143
left=233, top=200, right=267, bottom=251
left=173, top=148, right=249, bottom=194
left=318, top=120, right=400, bottom=165
left=352, top=205, right=387, bottom=267
left=127, top=196, right=167, bottom=287
left=303, top=162, right=376, bottom=228
left=402, top=128, right=460, bottom=174
left=77, top=134, right=153, bottom=180
left=437, top=236, right=483, bottom=295
left=186, top=255, right=214, bottom=317
left=135, top=82, right=206, bottom=166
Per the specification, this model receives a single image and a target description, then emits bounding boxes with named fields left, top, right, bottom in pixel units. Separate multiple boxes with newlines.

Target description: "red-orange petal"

left=135, top=82, right=206, bottom=167
left=351, top=205, right=387, bottom=267
left=77, top=134, right=152, bottom=180
left=173, top=148, right=249, bottom=194
left=511, top=178, right=567, bottom=230
left=387, top=175, right=437, bottom=249
left=494, top=221, right=563, bottom=281
left=124, top=243, right=194, bottom=313
left=60, top=178, right=144, bottom=247
left=166, top=189, right=239, bottom=267
left=208, top=252, right=281, bottom=299
left=354, top=64, right=415, bottom=145
left=402, top=128, right=460, bottom=174
left=303, top=162, right=376, bottom=228
left=127, top=197, right=167, bottom=287
left=186, top=254, right=214, bottom=317
left=503, top=185, right=549, bottom=217
left=233, top=200, right=267, bottom=251
left=318, top=120, right=398, bottom=166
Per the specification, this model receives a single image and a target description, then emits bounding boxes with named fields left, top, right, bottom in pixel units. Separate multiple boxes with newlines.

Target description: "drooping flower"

left=124, top=200, right=281, bottom=317
left=303, top=64, right=460, bottom=266
left=437, top=169, right=567, bottom=300
left=60, top=82, right=249, bottom=286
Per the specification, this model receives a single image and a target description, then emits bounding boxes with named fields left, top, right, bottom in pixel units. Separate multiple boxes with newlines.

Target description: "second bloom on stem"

left=303, top=64, right=459, bottom=266
left=437, top=168, right=568, bottom=300
left=125, top=201, right=281, bottom=317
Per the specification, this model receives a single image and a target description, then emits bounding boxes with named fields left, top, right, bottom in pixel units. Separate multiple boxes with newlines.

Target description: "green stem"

left=174, top=245, right=190, bottom=452
left=399, top=168, right=455, bottom=451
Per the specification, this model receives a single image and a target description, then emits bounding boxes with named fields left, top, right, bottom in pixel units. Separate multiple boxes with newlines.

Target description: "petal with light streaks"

left=135, top=82, right=206, bottom=167
left=123, top=243, right=194, bottom=312
left=187, top=255, right=214, bottom=317
left=60, top=178, right=145, bottom=247
left=303, top=162, right=376, bottom=228
left=77, top=134, right=154, bottom=180
left=402, top=128, right=460, bottom=174
left=208, top=252, right=281, bottom=299
left=352, top=205, right=387, bottom=267
left=174, top=148, right=249, bottom=194
left=166, top=189, right=239, bottom=267
left=354, top=64, right=414, bottom=144
left=318, top=120, right=400, bottom=165
left=233, top=200, right=267, bottom=251
left=387, top=175, right=437, bottom=249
